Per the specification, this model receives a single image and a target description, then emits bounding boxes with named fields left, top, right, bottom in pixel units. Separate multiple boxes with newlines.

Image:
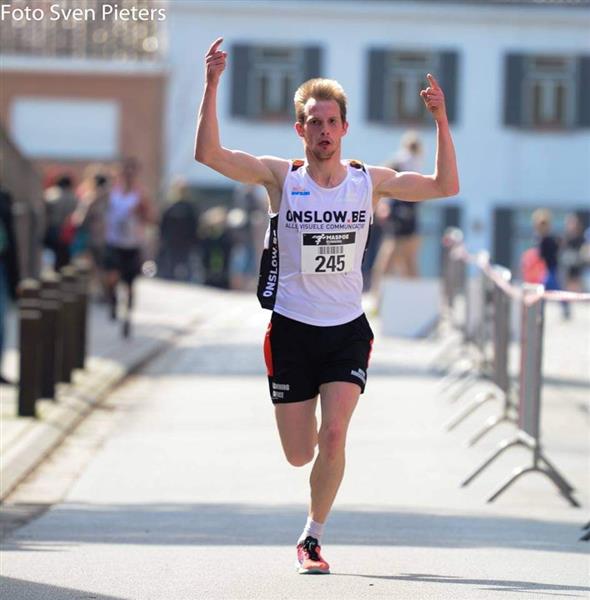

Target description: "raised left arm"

left=371, top=74, right=459, bottom=205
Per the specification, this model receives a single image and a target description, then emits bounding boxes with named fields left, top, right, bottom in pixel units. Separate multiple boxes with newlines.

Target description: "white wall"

left=164, top=0, right=590, bottom=251
left=11, top=96, right=119, bottom=160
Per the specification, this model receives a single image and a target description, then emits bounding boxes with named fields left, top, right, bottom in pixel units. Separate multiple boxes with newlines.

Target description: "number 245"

left=315, top=254, right=345, bottom=272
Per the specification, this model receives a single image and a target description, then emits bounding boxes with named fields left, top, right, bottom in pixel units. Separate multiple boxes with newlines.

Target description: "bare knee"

left=285, top=447, right=315, bottom=467
left=318, top=425, right=346, bottom=461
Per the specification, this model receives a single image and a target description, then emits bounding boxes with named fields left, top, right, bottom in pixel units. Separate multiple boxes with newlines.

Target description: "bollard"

left=18, top=280, right=42, bottom=417
left=59, top=266, right=79, bottom=384
left=40, top=272, right=62, bottom=400
left=73, top=258, right=91, bottom=370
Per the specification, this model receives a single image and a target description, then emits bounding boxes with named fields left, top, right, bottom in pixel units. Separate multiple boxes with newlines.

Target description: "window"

left=231, top=44, right=321, bottom=121
left=504, top=54, right=590, bottom=129
left=10, top=97, right=119, bottom=159
left=386, top=52, right=435, bottom=124
left=526, top=56, right=575, bottom=128
left=368, top=49, right=458, bottom=125
left=251, top=47, right=303, bottom=119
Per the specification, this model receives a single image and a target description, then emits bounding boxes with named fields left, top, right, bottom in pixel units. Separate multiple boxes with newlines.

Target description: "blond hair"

left=532, top=208, right=552, bottom=227
left=294, top=78, right=347, bottom=124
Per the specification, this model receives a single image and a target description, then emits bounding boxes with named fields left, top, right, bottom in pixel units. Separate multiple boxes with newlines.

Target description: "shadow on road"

left=333, top=572, right=589, bottom=597
left=3, top=502, right=585, bottom=557
left=144, top=342, right=440, bottom=379
left=0, top=576, right=126, bottom=600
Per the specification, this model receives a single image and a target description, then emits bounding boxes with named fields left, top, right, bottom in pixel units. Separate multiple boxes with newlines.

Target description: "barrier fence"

left=436, top=228, right=590, bottom=508
left=17, top=259, right=91, bottom=418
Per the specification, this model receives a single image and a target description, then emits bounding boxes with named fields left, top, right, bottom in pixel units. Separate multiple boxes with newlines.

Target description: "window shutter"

left=439, top=52, right=459, bottom=124
left=367, top=49, right=386, bottom=123
left=231, top=44, right=251, bottom=117
left=493, top=208, right=513, bottom=269
left=576, top=55, right=590, bottom=128
left=504, top=54, right=525, bottom=127
left=303, top=46, right=322, bottom=81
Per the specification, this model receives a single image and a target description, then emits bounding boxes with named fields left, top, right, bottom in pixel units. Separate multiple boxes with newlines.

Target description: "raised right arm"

left=194, top=38, right=287, bottom=190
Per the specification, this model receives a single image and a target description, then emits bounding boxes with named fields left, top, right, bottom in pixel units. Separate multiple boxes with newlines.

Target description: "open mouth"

left=319, top=141, right=331, bottom=149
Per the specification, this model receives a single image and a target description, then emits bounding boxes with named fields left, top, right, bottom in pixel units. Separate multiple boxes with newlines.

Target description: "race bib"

left=301, top=231, right=356, bottom=274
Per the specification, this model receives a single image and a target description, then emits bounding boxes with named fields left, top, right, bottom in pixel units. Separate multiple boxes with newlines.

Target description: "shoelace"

left=302, top=537, right=321, bottom=561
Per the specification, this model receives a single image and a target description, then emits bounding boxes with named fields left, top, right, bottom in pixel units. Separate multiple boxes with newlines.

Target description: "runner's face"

left=296, top=99, right=348, bottom=161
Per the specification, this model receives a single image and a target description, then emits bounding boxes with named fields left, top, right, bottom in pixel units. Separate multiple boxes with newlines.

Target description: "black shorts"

left=263, top=312, right=374, bottom=404
left=104, top=245, right=141, bottom=284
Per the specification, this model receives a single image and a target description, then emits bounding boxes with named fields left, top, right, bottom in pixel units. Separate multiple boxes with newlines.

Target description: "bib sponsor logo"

left=305, top=232, right=356, bottom=246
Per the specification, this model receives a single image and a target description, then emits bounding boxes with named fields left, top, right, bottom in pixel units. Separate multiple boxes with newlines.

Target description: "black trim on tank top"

left=257, top=214, right=280, bottom=310
left=349, top=159, right=366, bottom=172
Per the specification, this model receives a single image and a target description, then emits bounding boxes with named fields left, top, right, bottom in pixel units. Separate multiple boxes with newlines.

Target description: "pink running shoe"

left=296, top=536, right=330, bottom=574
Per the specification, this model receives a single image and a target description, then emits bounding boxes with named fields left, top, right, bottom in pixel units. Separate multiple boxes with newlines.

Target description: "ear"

left=295, top=121, right=305, bottom=138
left=342, top=121, right=349, bottom=136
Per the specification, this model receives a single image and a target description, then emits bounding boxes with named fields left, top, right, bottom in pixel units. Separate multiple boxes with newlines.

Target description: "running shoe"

left=296, top=536, right=330, bottom=574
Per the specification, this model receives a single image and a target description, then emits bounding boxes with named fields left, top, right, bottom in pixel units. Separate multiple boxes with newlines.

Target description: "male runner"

left=195, top=38, right=459, bottom=574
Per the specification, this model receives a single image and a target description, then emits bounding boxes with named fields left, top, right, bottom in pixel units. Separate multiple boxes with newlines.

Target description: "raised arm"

left=370, top=74, right=459, bottom=204
left=194, top=38, right=287, bottom=189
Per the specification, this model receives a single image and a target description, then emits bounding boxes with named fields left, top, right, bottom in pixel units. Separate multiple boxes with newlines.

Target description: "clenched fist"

left=205, top=37, right=227, bottom=86
left=420, top=74, right=447, bottom=122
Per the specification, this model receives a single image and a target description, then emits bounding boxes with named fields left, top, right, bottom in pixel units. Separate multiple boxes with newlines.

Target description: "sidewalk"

left=0, top=277, right=244, bottom=499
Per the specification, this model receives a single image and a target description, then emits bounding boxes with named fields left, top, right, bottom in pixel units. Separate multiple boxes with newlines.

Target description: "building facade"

left=0, top=0, right=167, bottom=197
left=165, top=0, right=590, bottom=275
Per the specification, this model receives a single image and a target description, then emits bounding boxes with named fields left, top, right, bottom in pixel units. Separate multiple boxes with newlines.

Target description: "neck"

left=304, top=150, right=347, bottom=188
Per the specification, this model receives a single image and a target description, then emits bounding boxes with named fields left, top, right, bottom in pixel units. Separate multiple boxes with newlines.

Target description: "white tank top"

left=105, top=187, right=143, bottom=248
left=257, top=160, right=373, bottom=326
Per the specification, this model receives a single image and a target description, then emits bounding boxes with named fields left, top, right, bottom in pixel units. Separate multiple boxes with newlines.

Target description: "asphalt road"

left=1, top=291, right=588, bottom=600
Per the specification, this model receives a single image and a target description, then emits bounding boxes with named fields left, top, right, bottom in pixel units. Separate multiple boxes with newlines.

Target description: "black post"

left=40, top=272, right=62, bottom=400
left=18, top=280, right=42, bottom=417
left=59, top=266, right=79, bottom=384
left=73, top=258, right=91, bottom=370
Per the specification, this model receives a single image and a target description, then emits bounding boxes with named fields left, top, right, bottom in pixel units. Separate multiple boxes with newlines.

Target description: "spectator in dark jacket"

left=158, top=179, right=199, bottom=281
left=43, top=174, right=78, bottom=271
left=0, top=185, right=20, bottom=384
left=532, top=208, right=569, bottom=319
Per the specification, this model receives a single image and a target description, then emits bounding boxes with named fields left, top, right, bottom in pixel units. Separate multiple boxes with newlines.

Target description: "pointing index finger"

left=426, top=73, right=440, bottom=89
left=207, top=37, right=224, bottom=55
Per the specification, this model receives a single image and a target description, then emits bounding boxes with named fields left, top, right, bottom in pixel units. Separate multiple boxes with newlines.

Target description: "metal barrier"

left=17, top=264, right=90, bottom=417
left=437, top=231, right=588, bottom=507
left=445, top=266, right=514, bottom=432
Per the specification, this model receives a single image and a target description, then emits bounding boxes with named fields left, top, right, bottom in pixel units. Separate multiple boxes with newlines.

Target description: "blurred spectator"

left=74, top=166, right=112, bottom=299
left=371, top=131, right=424, bottom=298
left=104, top=158, right=157, bottom=336
left=158, top=179, right=199, bottom=282
left=228, top=183, right=268, bottom=290
left=199, top=206, right=232, bottom=289
left=532, top=208, right=569, bottom=319
left=43, top=174, right=78, bottom=271
left=561, top=213, right=586, bottom=294
left=582, top=226, right=590, bottom=293
left=0, top=184, right=20, bottom=385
